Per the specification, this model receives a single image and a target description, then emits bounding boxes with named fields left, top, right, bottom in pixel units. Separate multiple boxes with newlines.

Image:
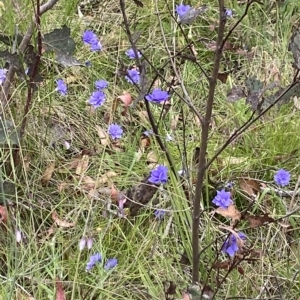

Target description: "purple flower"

left=154, top=209, right=166, bottom=219
left=225, top=8, right=233, bottom=17
left=143, top=129, right=153, bottom=136
left=90, top=40, right=102, bottom=51
left=86, top=253, right=102, bottom=271
left=79, top=238, right=86, bottom=251
left=56, top=79, right=67, bottom=96
left=0, top=69, right=7, bottom=84
left=95, top=80, right=108, bottom=90
left=104, top=258, right=118, bottom=270
left=88, top=90, right=106, bottom=108
left=85, top=61, right=92, bottom=67
left=145, top=89, right=169, bottom=103
left=108, top=123, right=123, bottom=140
left=176, top=4, right=191, bottom=19
left=82, top=30, right=98, bottom=45
left=82, top=30, right=102, bottom=51
left=125, top=48, right=142, bottom=59
left=149, top=165, right=168, bottom=184
left=125, top=69, right=140, bottom=84
left=274, top=169, right=290, bottom=187
left=212, top=189, right=233, bottom=209
left=222, top=232, right=246, bottom=257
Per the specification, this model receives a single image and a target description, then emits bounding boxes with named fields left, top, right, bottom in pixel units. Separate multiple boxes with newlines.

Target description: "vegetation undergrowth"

left=0, top=0, right=300, bottom=299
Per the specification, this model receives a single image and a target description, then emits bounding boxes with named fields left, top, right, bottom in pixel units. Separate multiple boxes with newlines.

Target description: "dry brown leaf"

left=215, top=204, right=241, bottom=223
left=52, top=211, right=75, bottom=228
left=55, top=279, right=66, bottom=300
left=118, top=91, right=133, bottom=106
left=81, top=176, right=96, bottom=190
left=58, top=182, right=68, bottom=193
left=244, top=213, right=274, bottom=228
left=147, top=151, right=158, bottom=163
left=0, top=206, right=8, bottom=223
left=75, top=155, right=89, bottom=175
left=217, top=72, right=229, bottom=83
left=24, top=155, right=31, bottom=172
left=41, top=162, right=55, bottom=186
left=239, top=178, right=261, bottom=197
left=96, top=125, right=110, bottom=146
left=293, top=96, right=300, bottom=110
left=96, top=171, right=117, bottom=185
left=171, top=114, right=179, bottom=131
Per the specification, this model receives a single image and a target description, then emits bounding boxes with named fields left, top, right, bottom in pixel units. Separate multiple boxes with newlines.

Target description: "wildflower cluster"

left=86, top=253, right=118, bottom=271
left=215, top=168, right=291, bottom=257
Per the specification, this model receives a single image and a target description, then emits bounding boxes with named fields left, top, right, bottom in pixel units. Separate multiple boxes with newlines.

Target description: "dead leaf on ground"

left=293, top=96, right=300, bottom=110
left=214, top=204, right=241, bottom=224
left=81, top=176, right=96, bottom=190
left=52, top=211, right=75, bottom=228
left=239, top=178, right=261, bottom=197
left=147, top=151, right=158, bottom=163
left=217, top=72, right=229, bottom=83
left=58, top=182, right=68, bottom=193
left=41, top=162, right=55, bottom=186
left=75, top=155, right=89, bottom=175
left=118, top=91, right=133, bottom=116
left=0, top=206, right=8, bottom=223
left=55, top=279, right=66, bottom=300
left=96, top=125, right=110, bottom=146
left=96, top=170, right=117, bottom=185
left=244, top=213, right=274, bottom=228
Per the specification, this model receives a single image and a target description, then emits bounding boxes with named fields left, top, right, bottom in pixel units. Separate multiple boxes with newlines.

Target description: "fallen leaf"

left=55, top=279, right=66, bottom=300
left=52, top=211, right=75, bottom=228
left=81, top=176, right=96, bottom=190
left=58, top=182, right=68, bottom=192
left=223, top=156, right=247, bottom=165
left=212, top=260, right=230, bottom=269
left=96, top=125, right=110, bottom=146
left=239, top=178, right=261, bottom=197
left=214, top=204, right=241, bottom=224
left=147, top=151, right=158, bottom=163
left=75, top=155, right=89, bottom=175
left=244, top=213, right=274, bottom=228
left=217, top=72, right=229, bottom=83
left=118, top=91, right=133, bottom=106
left=0, top=206, right=8, bottom=223
left=96, top=171, right=117, bottom=185
left=293, top=96, right=300, bottom=110
left=41, top=162, right=55, bottom=186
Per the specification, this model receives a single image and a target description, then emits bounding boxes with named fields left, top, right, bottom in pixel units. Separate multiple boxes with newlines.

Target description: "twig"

left=19, top=0, right=43, bottom=138
left=192, top=0, right=226, bottom=284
